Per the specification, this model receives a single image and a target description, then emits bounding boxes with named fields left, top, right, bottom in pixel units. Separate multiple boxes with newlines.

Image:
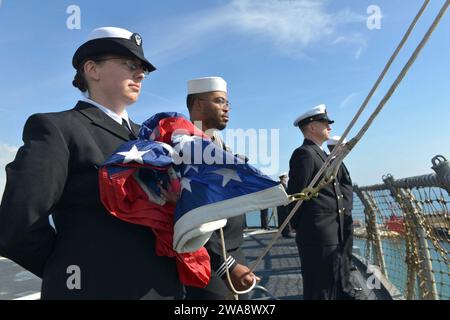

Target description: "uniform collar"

left=313, top=140, right=326, bottom=153
left=304, top=138, right=324, bottom=150
left=75, top=100, right=138, bottom=141
left=304, top=139, right=329, bottom=161
left=82, top=97, right=131, bottom=129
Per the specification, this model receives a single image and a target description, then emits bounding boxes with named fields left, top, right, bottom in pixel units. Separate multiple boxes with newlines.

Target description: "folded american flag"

left=99, top=112, right=290, bottom=285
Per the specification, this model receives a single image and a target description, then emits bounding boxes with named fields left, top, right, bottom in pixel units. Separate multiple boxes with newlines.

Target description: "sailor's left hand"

left=228, top=263, right=260, bottom=291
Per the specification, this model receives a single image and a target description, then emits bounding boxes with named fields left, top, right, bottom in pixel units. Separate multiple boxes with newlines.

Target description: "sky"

left=0, top=0, right=449, bottom=196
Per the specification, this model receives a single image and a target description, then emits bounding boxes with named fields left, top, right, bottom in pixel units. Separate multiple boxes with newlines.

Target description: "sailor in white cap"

left=0, top=27, right=184, bottom=299
left=327, top=135, right=347, bottom=153
left=293, top=104, right=335, bottom=128
left=287, top=104, right=354, bottom=299
left=279, top=172, right=287, bottom=177
left=72, top=27, right=155, bottom=106
left=184, top=76, right=259, bottom=300
left=72, top=26, right=156, bottom=74
left=186, top=76, right=230, bottom=133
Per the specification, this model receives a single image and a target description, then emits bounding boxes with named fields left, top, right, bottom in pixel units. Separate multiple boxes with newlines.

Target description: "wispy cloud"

left=333, top=33, right=367, bottom=59
left=340, top=92, right=359, bottom=109
left=142, top=0, right=367, bottom=65
left=0, top=143, right=19, bottom=197
left=227, top=0, right=365, bottom=57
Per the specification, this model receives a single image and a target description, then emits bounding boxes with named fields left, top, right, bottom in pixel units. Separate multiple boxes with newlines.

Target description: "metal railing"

left=352, top=155, right=449, bottom=300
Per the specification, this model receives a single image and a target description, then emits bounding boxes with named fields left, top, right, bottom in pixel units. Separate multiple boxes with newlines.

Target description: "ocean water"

left=352, top=187, right=450, bottom=223
left=245, top=209, right=279, bottom=228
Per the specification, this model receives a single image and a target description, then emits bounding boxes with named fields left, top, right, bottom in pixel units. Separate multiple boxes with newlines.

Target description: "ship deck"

left=0, top=228, right=401, bottom=300
left=242, top=228, right=399, bottom=300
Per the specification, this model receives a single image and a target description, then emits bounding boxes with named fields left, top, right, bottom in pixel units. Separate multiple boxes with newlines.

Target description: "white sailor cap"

left=278, top=172, right=288, bottom=178
left=188, top=77, right=227, bottom=95
left=293, top=104, right=334, bottom=127
left=72, top=27, right=156, bottom=72
left=327, top=135, right=347, bottom=146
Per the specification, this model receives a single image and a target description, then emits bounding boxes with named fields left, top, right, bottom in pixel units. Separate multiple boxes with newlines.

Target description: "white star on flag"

left=213, top=168, right=242, bottom=187
left=172, top=134, right=196, bottom=147
left=157, top=141, right=175, bottom=156
left=117, top=145, right=151, bottom=164
left=172, top=134, right=205, bottom=153
left=180, top=178, right=192, bottom=193
left=184, top=165, right=199, bottom=175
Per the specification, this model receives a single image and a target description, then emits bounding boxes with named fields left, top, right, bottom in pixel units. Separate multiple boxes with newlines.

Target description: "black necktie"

left=121, top=118, right=133, bottom=134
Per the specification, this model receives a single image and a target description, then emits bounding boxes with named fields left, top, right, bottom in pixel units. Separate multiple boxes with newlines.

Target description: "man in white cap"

left=326, top=135, right=347, bottom=154
left=184, top=76, right=259, bottom=300
left=287, top=104, right=350, bottom=300
left=186, top=76, right=229, bottom=133
left=0, top=27, right=184, bottom=299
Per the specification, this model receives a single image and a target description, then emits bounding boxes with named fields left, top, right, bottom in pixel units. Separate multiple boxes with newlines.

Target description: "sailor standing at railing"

left=288, top=104, right=352, bottom=300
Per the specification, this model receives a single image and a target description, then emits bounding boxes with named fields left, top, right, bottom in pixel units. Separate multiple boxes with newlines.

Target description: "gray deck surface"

left=243, top=230, right=304, bottom=300
left=0, top=229, right=394, bottom=300
left=0, top=257, right=41, bottom=300
left=242, top=229, right=393, bottom=300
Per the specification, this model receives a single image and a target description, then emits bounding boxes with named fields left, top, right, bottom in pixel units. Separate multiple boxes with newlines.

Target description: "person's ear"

left=190, top=99, right=203, bottom=121
left=194, top=97, right=206, bottom=114
left=84, top=60, right=101, bottom=81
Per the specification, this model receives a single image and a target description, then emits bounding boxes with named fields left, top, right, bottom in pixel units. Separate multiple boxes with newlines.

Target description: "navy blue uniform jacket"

left=0, top=101, right=183, bottom=299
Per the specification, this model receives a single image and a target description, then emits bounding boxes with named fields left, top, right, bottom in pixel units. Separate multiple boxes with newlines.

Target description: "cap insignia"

left=131, top=33, right=142, bottom=46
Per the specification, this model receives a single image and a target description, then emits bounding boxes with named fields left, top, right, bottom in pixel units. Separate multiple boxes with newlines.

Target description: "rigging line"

left=349, top=0, right=450, bottom=150
left=331, top=0, right=431, bottom=154
left=219, top=227, right=257, bottom=298
left=249, top=0, right=449, bottom=273
left=257, top=0, right=434, bottom=252
left=305, top=0, right=432, bottom=189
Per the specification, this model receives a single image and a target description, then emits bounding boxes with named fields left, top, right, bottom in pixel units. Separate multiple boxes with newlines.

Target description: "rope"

left=352, top=0, right=449, bottom=143
left=219, top=227, right=257, bottom=299
left=248, top=0, right=449, bottom=274
left=266, top=209, right=276, bottom=228
left=332, top=0, right=431, bottom=151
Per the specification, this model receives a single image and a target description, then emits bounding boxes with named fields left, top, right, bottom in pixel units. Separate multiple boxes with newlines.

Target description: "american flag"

left=99, top=112, right=290, bottom=285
